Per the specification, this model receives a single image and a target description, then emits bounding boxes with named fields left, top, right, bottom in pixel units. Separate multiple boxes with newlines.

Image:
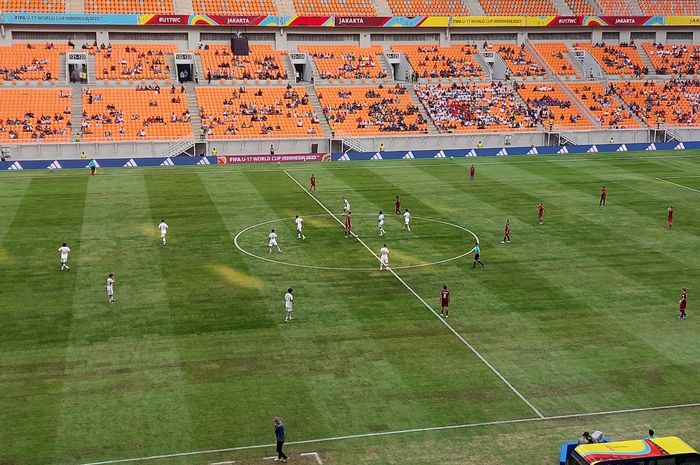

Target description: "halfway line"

left=282, top=169, right=545, bottom=419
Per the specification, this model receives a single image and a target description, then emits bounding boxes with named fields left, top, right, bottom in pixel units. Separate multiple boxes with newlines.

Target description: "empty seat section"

left=196, top=87, right=321, bottom=139
left=515, top=82, right=593, bottom=129
left=594, top=0, right=633, bottom=14
left=84, top=0, right=173, bottom=13
left=197, top=44, right=288, bottom=81
left=80, top=88, right=192, bottom=141
left=391, top=44, right=482, bottom=80
left=192, top=0, right=278, bottom=14
left=569, top=82, right=639, bottom=128
left=574, top=43, right=648, bottom=76
left=532, top=43, right=578, bottom=77
left=415, top=83, right=536, bottom=133
left=643, top=43, right=700, bottom=76
left=0, top=89, right=71, bottom=142
left=298, top=45, right=387, bottom=80
left=565, top=0, right=594, bottom=14
left=95, top=45, right=176, bottom=81
left=0, top=0, right=65, bottom=12
left=495, top=44, right=545, bottom=78
left=637, top=0, right=698, bottom=15
left=480, top=0, right=557, bottom=16
left=317, top=85, right=427, bottom=136
left=294, top=0, right=376, bottom=15
left=612, top=80, right=700, bottom=127
left=0, top=43, right=69, bottom=82
left=387, top=0, right=469, bottom=16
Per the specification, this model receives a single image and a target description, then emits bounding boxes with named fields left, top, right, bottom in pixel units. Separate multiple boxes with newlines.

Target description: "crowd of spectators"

left=393, top=44, right=482, bottom=80
left=94, top=44, right=173, bottom=80
left=496, top=44, right=545, bottom=78
left=644, top=43, right=700, bottom=76
left=575, top=42, right=649, bottom=77
left=611, top=79, right=700, bottom=127
left=312, top=51, right=387, bottom=80
left=516, top=82, right=589, bottom=128
left=0, top=42, right=66, bottom=81
left=199, top=46, right=288, bottom=81
left=0, top=111, right=69, bottom=140
left=415, top=82, right=536, bottom=132
left=571, top=83, right=637, bottom=128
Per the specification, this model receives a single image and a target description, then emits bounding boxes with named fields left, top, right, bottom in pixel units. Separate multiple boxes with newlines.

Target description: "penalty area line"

left=282, top=169, right=545, bottom=419
left=655, top=177, right=700, bottom=194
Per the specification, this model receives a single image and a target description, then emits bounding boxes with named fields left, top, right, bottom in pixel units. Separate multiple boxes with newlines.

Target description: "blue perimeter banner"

left=1, top=12, right=138, bottom=25
left=0, top=156, right=215, bottom=171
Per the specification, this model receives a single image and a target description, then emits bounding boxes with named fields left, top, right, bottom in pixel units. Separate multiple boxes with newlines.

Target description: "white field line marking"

left=210, top=461, right=236, bottom=465
left=300, top=452, right=323, bottom=465
left=76, top=402, right=700, bottom=465
left=656, top=177, right=700, bottom=194
left=282, top=169, right=544, bottom=419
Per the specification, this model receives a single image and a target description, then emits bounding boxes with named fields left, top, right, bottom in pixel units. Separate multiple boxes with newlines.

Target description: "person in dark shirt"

left=274, top=417, right=288, bottom=462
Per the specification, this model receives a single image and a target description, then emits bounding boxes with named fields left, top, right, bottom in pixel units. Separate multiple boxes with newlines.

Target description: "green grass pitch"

left=1, top=151, right=699, bottom=465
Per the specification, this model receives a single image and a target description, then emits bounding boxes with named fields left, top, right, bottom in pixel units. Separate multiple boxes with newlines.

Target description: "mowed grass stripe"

left=0, top=175, right=88, bottom=465
left=54, top=171, right=196, bottom=465
left=0, top=176, right=31, bottom=262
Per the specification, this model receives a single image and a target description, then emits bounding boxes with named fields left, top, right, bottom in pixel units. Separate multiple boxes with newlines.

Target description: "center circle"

left=233, top=214, right=479, bottom=272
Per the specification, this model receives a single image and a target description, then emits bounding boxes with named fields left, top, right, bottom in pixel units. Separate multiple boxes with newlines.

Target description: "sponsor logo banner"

left=2, top=12, right=137, bottom=24
left=217, top=153, right=328, bottom=164
left=451, top=16, right=526, bottom=27
left=665, top=16, right=700, bottom=26
left=282, top=16, right=334, bottom=27
left=137, top=14, right=278, bottom=26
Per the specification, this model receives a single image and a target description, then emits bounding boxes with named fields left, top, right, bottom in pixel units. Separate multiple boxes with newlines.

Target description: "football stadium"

left=0, top=1, right=700, bottom=464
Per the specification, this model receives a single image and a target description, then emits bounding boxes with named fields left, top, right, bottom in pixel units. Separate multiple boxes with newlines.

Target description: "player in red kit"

left=537, top=203, right=545, bottom=224
left=344, top=211, right=352, bottom=238
left=679, top=288, right=687, bottom=319
left=394, top=195, right=401, bottom=215
left=469, top=164, right=475, bottom=182
left=440, top=285, right=450, bottom=318
left=501, top=219, right=511, bottom=243
left=667, top=206, right=673, bottom=230
left=310, top=174, right=316, bottom=192
left=599, top=186, right=606, bottom=207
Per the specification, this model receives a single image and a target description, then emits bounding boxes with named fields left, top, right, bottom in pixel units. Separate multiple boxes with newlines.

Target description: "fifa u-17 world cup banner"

left=138, top=14, right=279, bottom=26
left=1, top=12, right=138, bottom=24
left=528, top=15, right=664, bottom=26
left=217, top=153, right=330, bottom=164
left=451, top=16, right=526, bottom=27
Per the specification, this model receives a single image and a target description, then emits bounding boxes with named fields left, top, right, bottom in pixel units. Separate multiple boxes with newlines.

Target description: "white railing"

left=164, top=137, right=195, bottom=157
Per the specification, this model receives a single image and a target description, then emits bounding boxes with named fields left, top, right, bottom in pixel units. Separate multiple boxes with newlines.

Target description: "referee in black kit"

left=273, top=417, right=288, bottom=462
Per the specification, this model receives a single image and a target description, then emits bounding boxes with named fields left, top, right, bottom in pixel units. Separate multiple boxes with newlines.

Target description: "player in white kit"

left=58, top=242, right=71, bottom=271
left=341, top=197, right=351, bottom=214
left=295, top=215, right=305, bottom=240
left=379, top=244, right=390, bottom=271
left=158, top=219, right=169, bottom=246
left=284, top=288, right=294, bottom=322
left=403, top=209, right=412, bottom=232
left=269, top=229, right=282, bottom=253
left=106, top=273, right=116, bottom=303
left=377, top=211, right=385, bottom=236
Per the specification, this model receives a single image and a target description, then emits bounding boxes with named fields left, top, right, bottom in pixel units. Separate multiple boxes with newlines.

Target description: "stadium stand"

left=391, top=44, right=482, bottom=80
left=196, top=86, right=321, bottom=138
left=532, top=43, right=579, bottom=77
left=0, top=43, right=68, bottom=82
left=637, top=0, right=699, bottom=15
left=192, top=0, right=278, bottom=15
left=594, top=0, right=634, bottom=14
left=574, top=43, right=649, bottom=76
left=415, top=82, right=536, bottom=133
left=480, top=0, right=557, bottom=16
left=197, top=44, right=288, bottom=82
left=0, top=0, right=64, bottom=12
left=84, top=0, right=173, bottom=13
left=516, top=82, right=593, bottom=129
left=0, top=89, right=71, bottom=142
left=569, top=82, right=639, bottom=128
left=565, top=0, right=595, bottom=14
left=298, top=45, right=388, bottom=80
left=612, top=80, right=700, bottom=127
left=387, top=0, right=469, bottom=16
left=494, top=44, right=546, bottom=78
left=80, top=87, right=192, bottom=141
left=293, top=0, right=376, bottom=16
left=643, top=43, right=700, bottom=76
left=94, top=45, right=176, bottom=81
left=318, top=85, right=427, bottom=136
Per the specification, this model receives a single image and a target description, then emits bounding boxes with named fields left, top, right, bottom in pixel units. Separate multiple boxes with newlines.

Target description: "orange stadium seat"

left=532, top=43, right=579, bottom=77
left=298, top=45, right=387, bottom=81
left=197, top=44, right=288, bottom=81
left=84, top=0, right=173, bottom=13
left=196, top=87, right=321, bottom=139
left=612, top=80, right=700, bottom=127
left=387, top=0, right=469, bottom=16
left=637, top=0, right=698, bottom=15
left=415, top=83, right=536, bottom=133
left=565, top=0, right=594, bottom=14
left=94, top=45, right=176, bottom=81
left=318, top=84, right=427, bottom=136
left=481, top=0, right=557, bottom=16
left=643, top=43, right=700, bottom=76
left=0, top=89, right=71, bottom=143
left=391, top=44, right=482, bottom=80
left=0, top=0, right=64, bottom=12
left=495, top=43, right=545, bottom=78
left=569, top=82, right=639, bottom=128
left=594, top=0, right=633, bottom=14
left=80, top=87, right=192, bottom=141
left=0, top=43, right=68, bottom=82
left=574, top=43, right=648, bottom=76
left=294, top=0, right=376, bottom=16
left=192, top=0, right=278, bottom=15
left=515, top=82, right=593, bottom=129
